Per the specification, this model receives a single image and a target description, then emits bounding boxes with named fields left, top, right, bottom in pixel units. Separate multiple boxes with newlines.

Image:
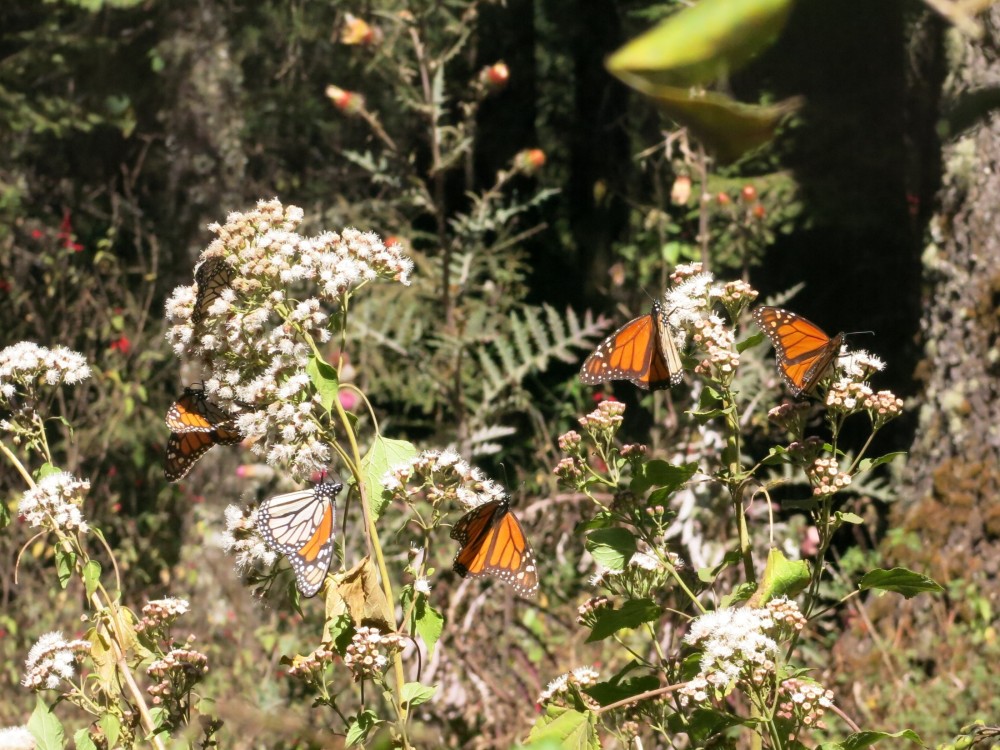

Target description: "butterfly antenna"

left=844, top=329, right=875, bottom=337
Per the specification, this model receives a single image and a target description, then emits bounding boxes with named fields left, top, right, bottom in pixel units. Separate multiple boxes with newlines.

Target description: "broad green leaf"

left=88, top=628, right=118, bottom=696
left=697, top=549, right=743, bottom=583
left=816, top=728, right=922, bottom=750
left=748, top=547, right=810, bottom=607
left=28, top=696, right=65, bottom=750
left=55, top=547, right=76, bottom=590
left=73, top=728, right=97, bottom=750
left=573, top=512, right=614, bottom=534
left=737, top=330, right=765, bottom=353
left=630, top=460, right=697, bottom=494
left=99, top=713, right=121, bottom=748
left=836, top=511, right=864, bottom=525
left=857, top=452, right=906, bottom=473
left=306, top=355, right=340, bottom=413
left=646, top=87, right=802, bottom=163
left=686, top=707, right=749, bottom=743
left=82, top=560, right=101, bottom=599
left=345, top=709, right=379, bottom=747
left=413, top=598, right=443, bottom=658
left=584, top=675, right=660, bottom=706
left=527, top=705, right=599, bottom=750
left=584, top=528, right=636, bottom=571
left=37, top=463, right=62, bottom=480
left=858, top=568, right=943, bottom=599
left=360, top=436, right=417, bottom=521
left=400, top=682, right=437, bottom=709
left=587, top=598, right=661, bottom=642
left=606, top=0, right=795, bottom=88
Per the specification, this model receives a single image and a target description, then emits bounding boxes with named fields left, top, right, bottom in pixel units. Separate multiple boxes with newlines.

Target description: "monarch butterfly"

left=753, top=306, right=844, bottom=397
left=192, top=257, right=235, bottom=325
left=163, top=389, right=242, bottom=482
left=256, top=480, right=343, bottom=598
left=451, top=498, right=538, bottom=597
left=580, top=301, right=683, bottom=391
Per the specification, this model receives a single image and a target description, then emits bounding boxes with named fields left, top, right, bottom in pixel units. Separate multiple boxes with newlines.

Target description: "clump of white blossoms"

left=537, top=666, right=600, bottom=706
left=0, top=725, right=35, bottom=750
left=22, top=631, right=90, bottom=691
left=220, top=503, right=276, bottom=572
left=382, top=449, right=507, bottom=510
left=164, top=199, right=413, bottom=479
left=0, top=343, right=91, bottom=430
left=18, top=472, right=91, bottom=534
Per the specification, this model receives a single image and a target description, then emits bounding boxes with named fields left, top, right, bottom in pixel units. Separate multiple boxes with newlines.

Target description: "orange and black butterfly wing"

left=452, top=500, right=539, bottom=597
left=581, top=302, right=681, bottom=391
left=256, top=481, right=342, bottom=597
left=193, top=257, right=235, bottom=324
left=164, top=430, right=217, bottom=482
left=753, top=306, right=844, bottom=396
left=165, top=388, right=229, bottom=433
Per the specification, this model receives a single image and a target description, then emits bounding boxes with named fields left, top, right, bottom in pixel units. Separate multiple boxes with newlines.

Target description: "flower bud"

left=671, top=175, right=692, bottom=205
left=481, top=61, right=510, bottom=90
left=741, top=184, right=758, bottom=203
left=716, top=192, right=731, bottom=206
left=514, top=148, right=546, bottom=175
left=325, top=85, right=365, bottom=114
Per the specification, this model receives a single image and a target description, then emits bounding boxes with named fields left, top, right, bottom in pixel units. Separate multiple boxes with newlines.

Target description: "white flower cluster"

left=537, top=666, right=600, bottom=705
left=22, top=631, right=90, bottom=690
left=679, top=605, right=781, bottom=705
left=0, top=342, right=91, bottom=409
left=18, top=472, right=91, bottom=534
left=135, top=598, right=190, bottom=635
left=0, top=725, right=35, bottom=750
left=220, top=504, right=277, bottom=571
left=343, top=626, right=403, bottom=681
left=164, top=199, right=414, bottom=479
left=382, top=449, right=507, bottom=510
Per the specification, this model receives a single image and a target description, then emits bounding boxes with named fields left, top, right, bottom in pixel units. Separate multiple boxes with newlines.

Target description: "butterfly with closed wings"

left=451, top=498, right=538, bottom=597
left=163, top=388, right=243, bottom=482
left=753, top=306, right=845, bottom=397
left=256, top=479, right=343, bottom=598
left=192, top=257, right=235, bottom=325
left=580, top=300, right=683, bottom=391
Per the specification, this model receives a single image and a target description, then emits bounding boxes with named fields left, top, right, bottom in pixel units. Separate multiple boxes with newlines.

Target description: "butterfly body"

left=256, top=480, right=343, bottom=598
left=163, top=388, right=242, bottom=482
left=451, top=498, right=538, bottom=597
left=580, top=301, right=682, bottom=391
left=192, top=257, right=235, bottom=325
left=753, top=306, right=844, bottom=397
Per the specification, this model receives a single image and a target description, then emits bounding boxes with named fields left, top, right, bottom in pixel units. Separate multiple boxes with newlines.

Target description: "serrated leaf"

left=413, top=598, right=443, bottom=658
left=585, top=528, right=637, bottom=571
left=586, top=599, right=661, bottom=642
left=630, top=460, right=698, bottom=494
left=527, top=705, right=599, bottom=750
left=306, top=356, right=340, bottom=413
left=400, top=682, right=437, bottom=709
left=99, top=713, right=121, bottom=748
left=858, top=568, right=943, bottom=599
left=360, top=436, right=416, bottom=521
left=816, top=728, right=923, bottom=750
left=28, top=696, right=64, bottom=750
left=748, top=547, right=810, bottom=607
left=345, top=709, right=379, bottom=747
left=82, top=560, right=101, bottom=599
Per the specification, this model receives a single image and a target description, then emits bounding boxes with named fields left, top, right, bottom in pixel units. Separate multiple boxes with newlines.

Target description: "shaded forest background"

left=2, top=0, right=999, bottom=747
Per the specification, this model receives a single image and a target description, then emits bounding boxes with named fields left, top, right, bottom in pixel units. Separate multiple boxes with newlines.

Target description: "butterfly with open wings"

left=451, top=498, right=538, bottom=597
left=256, top=479, right=343, bottom=598
left=753, top=306, right=844, bottom=397
left=580, top=300, right=683, bottom=391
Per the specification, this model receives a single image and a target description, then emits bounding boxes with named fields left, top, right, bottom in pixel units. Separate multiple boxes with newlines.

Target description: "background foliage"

left=1, top=0, right=996, bottom=747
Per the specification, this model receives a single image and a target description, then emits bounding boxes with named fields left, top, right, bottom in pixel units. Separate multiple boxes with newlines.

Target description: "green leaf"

left=36, top=463, right=62, bottom=480
left=99, top=713, right=121, bottom=749
left=606, top=0, right=795, bottom=88
left=527, top=705, right=599, bottom=750
left=73, top=728, right=97, bottom=750
left=585, top=675, right=660, bottom=707
left=816, top=728, right=923, bottom=750
left=345, top=709, right=379, bottom=747
left=584, top=528, right=637, bottom=571
left=573, top=512, right=614, bottom=534
left=360, top=436, right=417, bottom=521
left=400, top=682, right=437, bottom=709
left=836, top=511, right=864, bottom=525
left=857, top=452, right=906, bottom=473
left=82, top=560, right=101, bottom=599
left=55, top=547, right=76, bottom=590
left=748, top=547, right=810, bottom=607
left=28, top=696, right=65, bottom=750
left=737, top=330, right=765, bottom=353
left=697, top=549, right=743, bottom=583
left=413, top=598, right=443, bottom=658
left=0, top=495, right=10, bottom=530
left=858, top=568, right=944, bottom=599
left=685, top=707, right=749, bottom=743
left=630, top=460, right=698, bottom=494
left=586, top=599, right=661, bottom=642
left=306, top=355, right=340, bottom=413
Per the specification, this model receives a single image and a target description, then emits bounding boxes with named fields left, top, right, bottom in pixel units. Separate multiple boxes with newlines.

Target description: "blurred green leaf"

left=631, top=459, right=698, bottom=494
left=401, top=682, right=437, bottom=709
left=585, top=528, right=636, bottom=571
left=55, top=547, right=75, bottom=589
left=306, top=355, right=340, bottom=413
left=345, top=709, right=379, bottom=747
left=748, top=547, right=809, bottom=606
left=858, top=568, right=943, bottom=599
left=607, top=0, right=796, bottom=88
left=527, top=705, right=599, bottom=749
left=73, top=728, right=97, bottom=750
left=360, top=436, right=417, bottom=521
left=82, top=560, right=101, bottom=599
left=857, top=452, right=906, bottom=473
left=586, top=599, right=661, bottom=642
left=816, top=728, right=923, bottom=749
left=585, top=674, right=660, bottom=706
left=28, top=696, right=64, bottom=750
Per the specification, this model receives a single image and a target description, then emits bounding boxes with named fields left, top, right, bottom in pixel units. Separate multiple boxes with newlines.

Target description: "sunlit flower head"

left=0, top=342, right=91, bottom=413
left=22, top=631, right=90, bottom=691
left=382, top=450, right=506, bottom=510
left=18, top=472, right=90, bottom=534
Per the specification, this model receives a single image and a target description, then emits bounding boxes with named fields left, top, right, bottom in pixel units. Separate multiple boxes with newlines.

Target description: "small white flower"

left=22, top=631, right=89, bottom=691
left=0, top=725, right=36, bottom=750
left=18, top=473, right=90, bottom=534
